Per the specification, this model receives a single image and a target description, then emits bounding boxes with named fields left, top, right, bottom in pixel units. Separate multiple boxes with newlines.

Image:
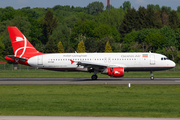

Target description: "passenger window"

left=164, top=58, right=166, bottom=60
left=161, top=58, right=163, bottom=60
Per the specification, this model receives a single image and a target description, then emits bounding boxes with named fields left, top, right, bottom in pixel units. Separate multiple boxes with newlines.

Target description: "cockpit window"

left=161, top=57, right=169, bottom=60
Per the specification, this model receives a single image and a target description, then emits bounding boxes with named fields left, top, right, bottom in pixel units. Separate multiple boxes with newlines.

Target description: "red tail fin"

left=8, top=26, right=41, bottom=58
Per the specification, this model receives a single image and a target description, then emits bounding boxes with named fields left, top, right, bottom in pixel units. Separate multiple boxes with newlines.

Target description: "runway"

left=0, top=77, right=180, bottom=85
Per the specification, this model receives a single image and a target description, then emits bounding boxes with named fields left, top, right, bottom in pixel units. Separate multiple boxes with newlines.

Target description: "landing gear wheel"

left=150, top=71, right=154, bottom=80
left=150, top=76, right=154, bottom=80
left=91, top=75, right=98, bottom=80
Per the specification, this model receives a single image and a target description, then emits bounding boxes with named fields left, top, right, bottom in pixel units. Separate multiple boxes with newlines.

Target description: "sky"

left=0, top=0, right=180, bottom=10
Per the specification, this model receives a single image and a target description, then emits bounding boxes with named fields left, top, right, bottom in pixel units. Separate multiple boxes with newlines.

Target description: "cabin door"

left=150, top=55, right=155, bottom=65
left=38, top=55, right=43, bottom=65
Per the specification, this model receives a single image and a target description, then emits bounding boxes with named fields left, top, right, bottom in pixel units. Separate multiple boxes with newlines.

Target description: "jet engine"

left=107, top=67, right=124, bottom=77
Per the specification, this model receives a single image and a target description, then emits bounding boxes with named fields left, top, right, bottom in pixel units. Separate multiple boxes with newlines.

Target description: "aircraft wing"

left=77, top=61, right=108, bottom=68
left=71, top=60, right=124, bottom=72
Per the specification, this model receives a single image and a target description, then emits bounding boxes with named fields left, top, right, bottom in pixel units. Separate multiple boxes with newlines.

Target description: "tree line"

left=0, top=1, right=180, bottom=63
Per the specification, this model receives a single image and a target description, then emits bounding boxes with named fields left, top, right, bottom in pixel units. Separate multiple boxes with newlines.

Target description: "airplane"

left=5, top=26, right=176, bottom=80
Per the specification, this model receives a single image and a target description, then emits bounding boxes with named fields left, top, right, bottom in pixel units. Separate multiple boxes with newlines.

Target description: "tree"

left=35, top=43, right=45, bottom=53
left=160, top=26, right=177, bottom=47
left=84, top=37, right=97, bottom=52
left=97, top=8, right=125, bottom=30
left=51, top=24, right=70, bottom=51
left=164, top=46, right=177, bottom=60
left=87, top=1, right=104, bottom=15
left=105, top=5, right=114, bottom=10
left=146, top=7, right=155, bottom=28
left=136, top=6, right=147, bottom=30
left=144, top=33, right=166, bottom=52
left=135, top=28, right=158, bottom=43
left=42, top=10, right=58, bottom=44
left=58, top=41, right=64, bottom=53
left=97, top=37, right=114, bottom=52
left=63, top=15, right=80, bottom=29
left=122, top=1, right=131, bottom=10
left=0, top=6, right=15, bottom=21
left=11, top=16, right=31, bottom=39
left=175, top=28, right=180, bottom=50
left=77, top=40, right=85, bottom=53
left=123, top=31, right=139, bottom=44
left=154, top=10, right=163, bottom=29
left=105, top=41, right=112, bottom=52
left=0, top=35, right=5, bottom=60
left=28, top=17, right=42, bottom=45
left=147, top=4, right=160, bottom=11
left=93, top=24, right=120, bottom=42
left=66, top=47, right=75, bottom=53
left=71, top=20, right=97, bottom=39
left=161, top=11, right=169, bottom=26
left=119, top=8, right=136, bottom=40
left=161, top=6, right=171, bottom=13
left=169, top=10, right=179, bottom=30
left=177, top=6, right=180, bottom=13
left=45, top=37, right=56, bottom=53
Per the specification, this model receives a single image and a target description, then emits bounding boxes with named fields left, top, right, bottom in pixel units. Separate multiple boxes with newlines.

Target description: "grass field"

left=0, top=85, right=180, bottom=117
left=0, top=69, right=180, bottom=78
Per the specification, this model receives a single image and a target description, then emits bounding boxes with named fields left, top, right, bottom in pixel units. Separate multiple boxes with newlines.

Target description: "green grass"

left=0, top=85, right=180, bottom=117
left=0, top=69, right=179, bottom=78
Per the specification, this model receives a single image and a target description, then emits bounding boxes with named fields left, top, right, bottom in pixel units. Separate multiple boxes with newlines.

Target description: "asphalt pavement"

left=0, top=77, right=179, bottom=85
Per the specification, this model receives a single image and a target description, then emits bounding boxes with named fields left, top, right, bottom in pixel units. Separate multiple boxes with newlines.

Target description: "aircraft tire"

left=91, top=75, right=98, bottom=80
left=150, top=76, right=154, bottom=80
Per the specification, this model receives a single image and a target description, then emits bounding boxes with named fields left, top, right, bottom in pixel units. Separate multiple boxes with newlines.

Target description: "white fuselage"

left=28, top=52, right=176, bottom=72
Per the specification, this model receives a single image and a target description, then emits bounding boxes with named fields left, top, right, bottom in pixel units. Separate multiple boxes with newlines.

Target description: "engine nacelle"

left=108, top=67, right=124, bottom=77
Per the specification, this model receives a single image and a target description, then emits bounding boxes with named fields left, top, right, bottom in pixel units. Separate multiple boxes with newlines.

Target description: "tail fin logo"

left=16, top=37, right=24, bottom=42
left=14, top=35, right=27, bottom=58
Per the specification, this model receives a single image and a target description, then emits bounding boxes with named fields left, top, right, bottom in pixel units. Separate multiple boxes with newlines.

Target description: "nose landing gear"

left=150, top=71, right=154, bottom=80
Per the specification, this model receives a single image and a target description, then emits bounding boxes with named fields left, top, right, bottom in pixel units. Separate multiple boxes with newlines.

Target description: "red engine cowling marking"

left=108, top=67, right=124, bottom=77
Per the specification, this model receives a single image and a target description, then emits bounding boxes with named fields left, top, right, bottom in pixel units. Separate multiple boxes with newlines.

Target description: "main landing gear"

left=91, top=75, right=98, bottom=80
left=150, top=71, right=154, bottom=80
left=91, top=70, right=98, bottom=80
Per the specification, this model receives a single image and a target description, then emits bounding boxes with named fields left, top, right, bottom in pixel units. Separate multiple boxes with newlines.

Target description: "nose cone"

left=171, top=61, right=176, bottom=68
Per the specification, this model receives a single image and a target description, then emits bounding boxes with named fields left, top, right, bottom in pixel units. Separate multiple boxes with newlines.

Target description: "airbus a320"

left=5, top=27, right=176, bottom=80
